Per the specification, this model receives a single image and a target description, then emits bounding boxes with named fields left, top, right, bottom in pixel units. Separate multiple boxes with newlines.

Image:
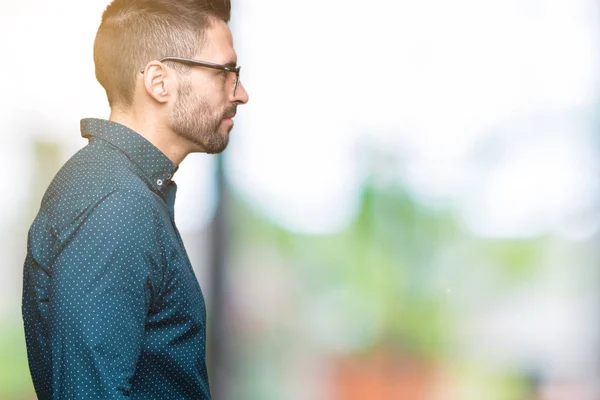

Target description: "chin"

left=202, top=133, right=230, bottom=154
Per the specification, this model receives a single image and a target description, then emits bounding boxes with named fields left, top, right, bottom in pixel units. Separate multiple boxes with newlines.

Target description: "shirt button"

left=156, top=179, right=163, bottom=186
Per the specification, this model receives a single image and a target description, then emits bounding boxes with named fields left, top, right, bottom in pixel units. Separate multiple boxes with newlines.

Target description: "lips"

left=224, top=108, right=237, bottom=119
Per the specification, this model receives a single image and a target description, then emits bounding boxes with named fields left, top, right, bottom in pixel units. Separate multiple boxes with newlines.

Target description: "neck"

left=109, top=108, right=189, bottom=166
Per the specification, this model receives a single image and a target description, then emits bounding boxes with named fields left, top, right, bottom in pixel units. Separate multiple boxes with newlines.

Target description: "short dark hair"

left=94, top=0, right=231, bottom=109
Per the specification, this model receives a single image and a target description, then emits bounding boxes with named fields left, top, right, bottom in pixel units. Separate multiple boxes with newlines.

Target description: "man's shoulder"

left=42, top=140, right=151, bottom=208
left=36, top=188, right=163, bottom=243
left=38, top=144, right=162, bottom=233
left=48, top=139, right=143, bottom=195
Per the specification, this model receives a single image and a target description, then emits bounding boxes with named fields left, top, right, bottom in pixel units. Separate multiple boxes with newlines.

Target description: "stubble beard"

left=171, top=81, right=232, bottom=154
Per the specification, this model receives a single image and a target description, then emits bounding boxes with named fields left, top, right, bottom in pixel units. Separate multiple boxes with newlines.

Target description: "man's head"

left=94, top=0, right=248, bottom=155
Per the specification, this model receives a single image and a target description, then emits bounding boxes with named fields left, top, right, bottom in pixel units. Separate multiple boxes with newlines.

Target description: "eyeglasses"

left=141, top=56, right=241, bottom=96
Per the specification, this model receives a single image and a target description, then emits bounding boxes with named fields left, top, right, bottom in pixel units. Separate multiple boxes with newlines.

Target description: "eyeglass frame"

left=140, top=56, right=241, bottom=96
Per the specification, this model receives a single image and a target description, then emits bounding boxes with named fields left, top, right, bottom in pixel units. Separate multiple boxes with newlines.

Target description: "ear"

left=142, top=61, right=173, bottom=103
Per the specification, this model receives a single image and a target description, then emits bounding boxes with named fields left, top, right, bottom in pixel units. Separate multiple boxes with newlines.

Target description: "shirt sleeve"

left=48, top=190, right=164, bottom=399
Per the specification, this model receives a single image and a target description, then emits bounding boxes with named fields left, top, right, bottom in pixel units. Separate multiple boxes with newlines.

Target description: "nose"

left=233, top=82, right=249, bottom=104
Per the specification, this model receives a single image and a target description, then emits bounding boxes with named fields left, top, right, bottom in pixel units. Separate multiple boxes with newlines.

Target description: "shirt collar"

left=80, top=118, right=176, bottom=191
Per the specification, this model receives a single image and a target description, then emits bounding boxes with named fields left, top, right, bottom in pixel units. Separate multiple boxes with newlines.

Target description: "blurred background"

left=1, top=0, right=599, bottom=399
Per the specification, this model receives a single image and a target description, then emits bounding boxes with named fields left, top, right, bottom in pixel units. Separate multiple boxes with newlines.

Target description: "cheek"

left=192, top=74, right=227, bottom=97
left=187, top=79, right=228, bottom=115
left=210, top=94, right=228, bottom=116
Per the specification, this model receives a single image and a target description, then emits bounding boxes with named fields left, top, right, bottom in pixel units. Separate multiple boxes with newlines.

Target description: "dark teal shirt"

left=22, top=118, right=211, bottom=399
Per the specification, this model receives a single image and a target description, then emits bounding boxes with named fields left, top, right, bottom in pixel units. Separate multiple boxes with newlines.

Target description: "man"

left=21, top=0, right=248, bottom=398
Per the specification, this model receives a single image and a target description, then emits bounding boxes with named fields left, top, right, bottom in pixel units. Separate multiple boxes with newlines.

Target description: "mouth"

left=224, top=108, right=237, bottom=120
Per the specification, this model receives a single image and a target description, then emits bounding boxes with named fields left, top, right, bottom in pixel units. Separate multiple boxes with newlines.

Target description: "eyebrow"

left=223, top=60, right=237, bottom=68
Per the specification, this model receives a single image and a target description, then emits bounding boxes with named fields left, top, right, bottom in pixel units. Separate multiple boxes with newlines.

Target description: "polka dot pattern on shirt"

left=22, top=118, right=211, bottom=399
